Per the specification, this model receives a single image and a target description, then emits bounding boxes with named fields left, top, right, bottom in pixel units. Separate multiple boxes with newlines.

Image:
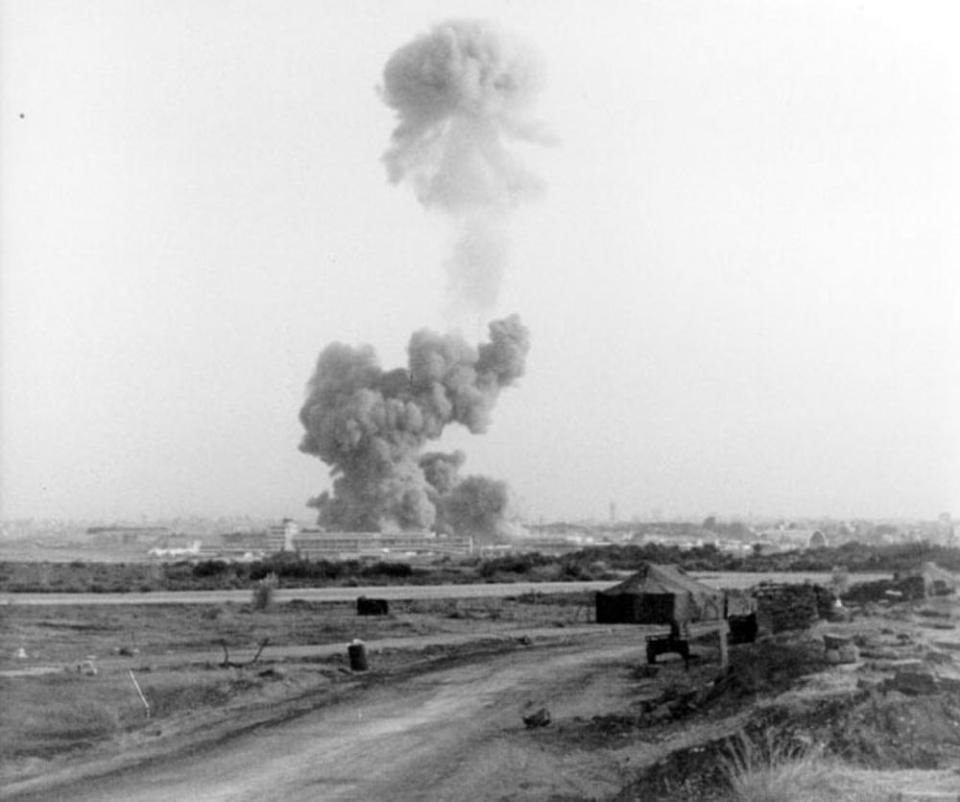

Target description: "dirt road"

left=10, top=637, right=649, bottom=801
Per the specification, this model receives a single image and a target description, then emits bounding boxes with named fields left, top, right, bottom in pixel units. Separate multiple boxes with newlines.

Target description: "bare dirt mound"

left=610, top=610, right=960, bottom=801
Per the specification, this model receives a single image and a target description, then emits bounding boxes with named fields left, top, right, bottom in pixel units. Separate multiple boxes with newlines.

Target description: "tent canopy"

left=595, top=563, right=724, bottom=625
left=919, top=562, right=959, bottom=594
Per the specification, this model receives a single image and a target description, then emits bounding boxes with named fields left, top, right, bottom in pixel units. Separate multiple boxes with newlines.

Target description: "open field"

left=3, top=571, right=959, bottom=800
left=1, top=592, right=642, bottom=798
left=0, top=571, right=892, bottom=606
left=6, top=592, right=960, bottom=801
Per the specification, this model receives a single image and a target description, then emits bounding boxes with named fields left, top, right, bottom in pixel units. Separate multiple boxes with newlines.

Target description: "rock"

left=924, top=651, right=954, bottom=665
left=646, top=704, right=673, bottom=723
left=837, top=644, right=860, bottom=664
left=936, top=674, right=960, bottom=693
left=522, top=708, right=551, bottom=728
left=860, top=647, right=901, bottom=660
left=890, top=668, right=938, bottom=695
left=826, top=649, right=842, bottom=665
left=917, top=607, right=951, bottom=619
left=824, top=633, right=853, bottom=651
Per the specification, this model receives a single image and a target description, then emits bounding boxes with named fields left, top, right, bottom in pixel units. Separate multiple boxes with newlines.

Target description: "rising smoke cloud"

left=300, top=315, right=530, bottom=534
left=381, top=19, right=552, bottom=314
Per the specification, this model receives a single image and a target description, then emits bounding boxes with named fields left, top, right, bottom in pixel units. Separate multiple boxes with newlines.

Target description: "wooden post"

left=128, top=670, right=151, bottom=717
left=717, top=619, right=729, bottom=669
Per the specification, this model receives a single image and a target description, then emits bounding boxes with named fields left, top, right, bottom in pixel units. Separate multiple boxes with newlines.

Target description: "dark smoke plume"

left=419, top=450, right=465, bottom=497
left=381, top=19, right=552, bottom=313
left=300, top=316, right=530, bottom=533
left=442, top=475, right=516, bottom=541
left=418, top=452, right=519, bottom=540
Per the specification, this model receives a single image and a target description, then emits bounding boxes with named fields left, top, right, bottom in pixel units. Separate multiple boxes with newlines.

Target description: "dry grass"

left=251, top=572, right=278, bottom=610
left=721, top=734, right=933, bottom=802
left=1, top=673, right=141, bottom=760
left=0, top=595, right=592, bottom=774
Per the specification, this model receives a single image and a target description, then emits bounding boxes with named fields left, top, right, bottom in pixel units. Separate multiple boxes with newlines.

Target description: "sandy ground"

left=6, top=634, right=652, bottom=802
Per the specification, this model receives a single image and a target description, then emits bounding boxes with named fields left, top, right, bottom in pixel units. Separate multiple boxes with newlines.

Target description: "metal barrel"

left=347, top=641, right=368, bottom=671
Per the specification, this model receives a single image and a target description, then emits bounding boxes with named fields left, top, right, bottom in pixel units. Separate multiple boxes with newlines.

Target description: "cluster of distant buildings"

left=81, top=520, right=474, bottom=562
left=524, top=514, right=956, bottom=555
left=3, top=512, right=954, bottom=563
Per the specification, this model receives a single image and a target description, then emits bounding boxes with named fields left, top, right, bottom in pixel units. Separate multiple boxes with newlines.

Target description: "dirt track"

left=9, top=636, right=650, bottom=801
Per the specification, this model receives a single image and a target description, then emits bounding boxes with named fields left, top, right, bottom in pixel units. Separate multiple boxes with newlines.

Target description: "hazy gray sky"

left=2, top=0, right=958, bottom=523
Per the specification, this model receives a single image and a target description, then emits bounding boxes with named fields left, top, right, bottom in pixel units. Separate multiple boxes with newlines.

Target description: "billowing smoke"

left=300, top=315, right=530, bottom=533
left=381, top=19, right=552, bottom=313
left=442, top=475, right=517, bottom=541
left=417, top=452, right=517, bottom=540
left=419, top=450, right=465, bottom=497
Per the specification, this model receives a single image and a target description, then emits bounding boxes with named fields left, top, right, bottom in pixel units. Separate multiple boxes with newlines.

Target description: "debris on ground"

left=522, top=706, right=552, bottom=729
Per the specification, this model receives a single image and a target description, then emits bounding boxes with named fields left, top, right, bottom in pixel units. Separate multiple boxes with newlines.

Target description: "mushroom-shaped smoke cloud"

left=382, top=19, right=552, bottom=313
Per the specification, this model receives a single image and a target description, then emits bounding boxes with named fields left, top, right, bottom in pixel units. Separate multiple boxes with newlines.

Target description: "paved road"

left=0, top=581, right=616, bottom=606
left=0, top=572, right=891, bottom=606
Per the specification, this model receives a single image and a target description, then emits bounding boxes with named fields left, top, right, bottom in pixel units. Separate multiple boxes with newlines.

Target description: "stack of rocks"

left=812, top=585, right=839, bottom=618
left=754, top=583, right=821, bottom=633
left=842, top=575, right=926, bottom=604
left=823, top=632, right=859, bottom=664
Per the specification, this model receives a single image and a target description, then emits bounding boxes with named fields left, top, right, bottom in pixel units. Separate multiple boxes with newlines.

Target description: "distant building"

left=85, top=526, right=171, bottom=546
left=937, top=513, right=955, bottom=545
left=265, top=519, right=300, bottom=552
left=808, top=530, right=828, bottom=549
left=148, top=539, right=201, bottom=558
left=756, top=528, right=827, bottom=551
left=290, top=530, right=472, bottom=559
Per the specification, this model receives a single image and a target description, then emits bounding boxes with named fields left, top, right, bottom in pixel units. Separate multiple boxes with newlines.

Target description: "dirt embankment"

left=604, top=599, right=960, bottom=801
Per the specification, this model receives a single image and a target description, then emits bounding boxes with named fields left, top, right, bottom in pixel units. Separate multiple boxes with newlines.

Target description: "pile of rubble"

left=754, top=583, right=827, bottom=633
left=823, top=632, right=859, bottom=664
left=842, top=575, right=926, bottom=604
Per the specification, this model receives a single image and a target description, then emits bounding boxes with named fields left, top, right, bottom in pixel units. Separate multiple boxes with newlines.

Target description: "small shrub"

left=830, top=565, right=850, bottom=595
left=252, top=573, right=277, bottom=610
left=722, top=734, right=885, bottom=802
left=192, top=560, right=230, bottom=578
left=362, top=561, right=413, bottom=579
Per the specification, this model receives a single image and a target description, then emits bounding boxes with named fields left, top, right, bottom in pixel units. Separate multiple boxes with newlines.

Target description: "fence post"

left=128, top=669, right=151, bottom=717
